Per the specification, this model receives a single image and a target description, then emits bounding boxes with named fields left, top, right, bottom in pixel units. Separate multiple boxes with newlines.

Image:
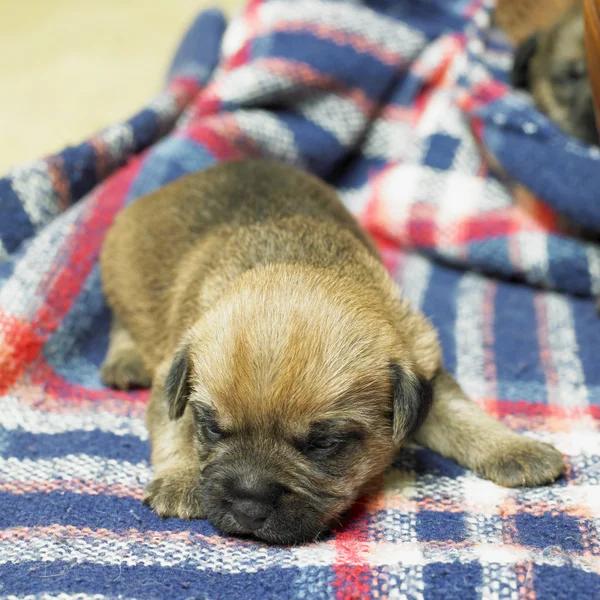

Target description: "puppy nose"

left=231, top=499, right=272, bottom=531
left=225, top=478, right=287, bottom=530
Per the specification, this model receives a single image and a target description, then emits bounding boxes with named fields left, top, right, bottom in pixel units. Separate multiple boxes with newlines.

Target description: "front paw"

left=101, top=353, right=152, bottom=391
left=143, top=474, right=205, bottom=519
left=476, top=437, right=566, bottom=488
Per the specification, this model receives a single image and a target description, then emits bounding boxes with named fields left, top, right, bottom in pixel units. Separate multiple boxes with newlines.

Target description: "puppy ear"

left=164, top=347, right=191, bottom=420
left=511, top=35, right=537, bottom=90
left=389, top=363, right=433, bottom=445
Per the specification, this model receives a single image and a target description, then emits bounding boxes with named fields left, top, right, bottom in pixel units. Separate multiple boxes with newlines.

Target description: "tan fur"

left=517, top=5, right=598, bottom=145
left=530, top=6, right=587, bottom=129
left=495, top=0, right=574, bottom=45
left=415, top=371, right=565, bottom=487
left=100, top=316, right=151, bottom=391
left=100, top=160, right=565, bottom=543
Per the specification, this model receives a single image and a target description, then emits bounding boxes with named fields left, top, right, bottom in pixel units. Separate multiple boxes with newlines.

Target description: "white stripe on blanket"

left=0, top=397, right=147, bottom=440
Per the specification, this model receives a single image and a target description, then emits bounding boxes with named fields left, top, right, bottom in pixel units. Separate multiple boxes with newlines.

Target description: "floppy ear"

left=164, top=347, right=191, bottom=420
left=511, top=35, right=537, bottom=90
left=389, top=363, right=433, bottom=445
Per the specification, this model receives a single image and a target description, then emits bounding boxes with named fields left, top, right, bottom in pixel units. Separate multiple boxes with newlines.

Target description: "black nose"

left=225, top=477, right=286, bottom=531
left=231, top=499, right=272, bottom=530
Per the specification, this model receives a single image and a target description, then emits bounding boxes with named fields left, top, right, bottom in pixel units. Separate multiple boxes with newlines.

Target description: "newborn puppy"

left=512, top=5, right=599, bottom=145
left=100, top=160, right=565, bottom=544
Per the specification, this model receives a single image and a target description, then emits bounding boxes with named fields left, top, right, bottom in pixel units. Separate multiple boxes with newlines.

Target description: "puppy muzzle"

left=201, top=455, right=333, bottom=544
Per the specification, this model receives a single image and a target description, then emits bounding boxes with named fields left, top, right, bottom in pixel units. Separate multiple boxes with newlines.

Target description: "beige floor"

left=0, top=0, right=241, bottom=175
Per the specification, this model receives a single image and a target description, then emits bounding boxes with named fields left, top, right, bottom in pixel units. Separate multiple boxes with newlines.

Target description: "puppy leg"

left=101, top=316, right=152, bottom=390
left=143, top=446, right=205, bottom=520
left=142, top=363, right=205, bottom=519
left=414, top=369, right=566, bottom=487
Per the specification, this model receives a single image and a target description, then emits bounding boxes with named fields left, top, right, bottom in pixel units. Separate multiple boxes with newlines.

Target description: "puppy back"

left=100, top=160, right=379, bottom=366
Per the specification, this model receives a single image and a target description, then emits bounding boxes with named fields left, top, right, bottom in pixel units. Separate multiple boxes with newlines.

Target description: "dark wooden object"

left=583, top=0, right=600, bottom=135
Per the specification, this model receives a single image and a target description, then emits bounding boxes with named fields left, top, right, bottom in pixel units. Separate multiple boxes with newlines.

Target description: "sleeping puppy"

left=100, top=160, right=565, bottom=545
left=512, top=4, right=599, bottom=145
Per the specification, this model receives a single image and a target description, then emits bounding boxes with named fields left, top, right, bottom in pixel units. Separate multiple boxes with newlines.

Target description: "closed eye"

left=203, top=419, right=225, bottom=442
left=192, top=405, right=226, bottom=443
left=309, top=437, right=340, bottom=451
left=303, top=436, right=345, bottom=457
left=552, top=62, right=587, bottom=86
left=297, top=419, right=365, bottom=460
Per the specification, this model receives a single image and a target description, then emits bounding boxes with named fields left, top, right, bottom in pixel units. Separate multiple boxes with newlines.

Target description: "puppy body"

left=512, top=5, right=598, bottom=145
left=101, top=160, right=565, bottom=544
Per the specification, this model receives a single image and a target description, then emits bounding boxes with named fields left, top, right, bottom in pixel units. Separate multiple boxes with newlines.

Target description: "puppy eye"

left=567, top=64, right=586, bottom=80
left=311, top=437, right=339, bottom=450
left=299, top=420, right=364, bottom=458
left=203, top=420, right=224, bottom=442
left=193, top=406, right=225, bottom=443
left=555, top=63, right=586, bottom=85
left=303, top=436, right=345, bottom=457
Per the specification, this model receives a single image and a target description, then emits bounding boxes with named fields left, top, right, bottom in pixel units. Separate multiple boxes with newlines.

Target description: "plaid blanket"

left=0, top=1, right=599, bottom=598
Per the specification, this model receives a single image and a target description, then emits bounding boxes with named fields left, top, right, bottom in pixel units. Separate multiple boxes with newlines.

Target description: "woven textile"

left=0, top=1, right=598, bottom=598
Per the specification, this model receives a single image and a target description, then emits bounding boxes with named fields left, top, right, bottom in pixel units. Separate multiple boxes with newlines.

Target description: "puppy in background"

left=512, top=4, right=599, bottom=145
left=100, top=160, right=565, bottom=545
left=511, top=4, right=600, bottom=313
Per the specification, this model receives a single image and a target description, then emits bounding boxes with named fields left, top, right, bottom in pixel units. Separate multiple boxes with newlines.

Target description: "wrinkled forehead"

left=188, top=327, right=393, bottom=431
left=185, top=283, right=403, bottom=429
left=193, top=359, right=392, bottom=432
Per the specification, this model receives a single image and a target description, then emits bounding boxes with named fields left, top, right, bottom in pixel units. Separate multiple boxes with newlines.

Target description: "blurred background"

left=1, top=0, right=583, bottom=175
left=0, top=0, right=241, bottom=174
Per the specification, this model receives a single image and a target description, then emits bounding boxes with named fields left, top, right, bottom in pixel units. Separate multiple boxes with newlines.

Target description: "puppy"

left=512, top=4, right=599, bottom=145
left=100, top=160, right=565, bottom=545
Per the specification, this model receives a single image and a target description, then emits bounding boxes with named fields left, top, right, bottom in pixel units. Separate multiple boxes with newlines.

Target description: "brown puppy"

left=100, top=160, right=565, bottom=544
left=512, top=4, right=599, bottom=145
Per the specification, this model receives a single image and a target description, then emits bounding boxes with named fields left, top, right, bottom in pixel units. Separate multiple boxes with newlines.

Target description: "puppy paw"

left=476, top=437, right=566, bottom=488
left=101, top=352, right=152, bottom=391
left=143, top=474, right=205, bottom=519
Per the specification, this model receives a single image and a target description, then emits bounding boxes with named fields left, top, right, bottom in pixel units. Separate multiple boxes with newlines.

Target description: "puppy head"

left=511, top=5, right=599, bottom=145
left=164, top=265, right=436, bottom=544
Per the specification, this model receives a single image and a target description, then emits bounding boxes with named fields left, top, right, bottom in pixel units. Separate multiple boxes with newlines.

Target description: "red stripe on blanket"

left=192, top=94, right=223, bottom=119
left=368, top=211, right=552, bottom=250
left=221, top=0, right=262, bottom=72
left=168, top=77, right=204, bottom=112
left=267, top=21, right=411, bottom=69
left=28, top=357, right=149, bottom=404
left=222, top=40, right=252, bottom=72
left=197, top=56, right=380, bottom=127
left=459, top=212, right=522, bottom=242
left=33, top=158, right=142, bottom=338
left=513, top=186, right=561, bottom=233
left=407, top=217, right=437, bottom=247
left=482, top=399, right=600, bottom=421
left=0, top=313, right=45, bottom=395
left=11, top=384, right=147, bottom=417
left=333, top=501, right=372, bottom=600
left=0, top=157, right=144, bottom=394
left=223, top=2, right=414, bottom=73
left=46, top=157, right=71, bottom=211
left=184, top=116, right=257, bottom=160
left=471, top=80, right=508, bottom=106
